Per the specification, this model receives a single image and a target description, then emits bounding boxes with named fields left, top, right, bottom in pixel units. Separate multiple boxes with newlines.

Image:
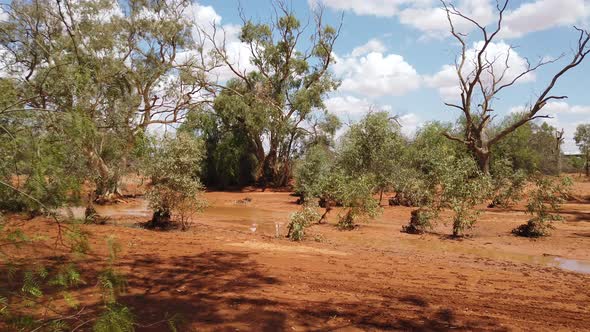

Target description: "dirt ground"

left=6, top=176, right=590, bottom=331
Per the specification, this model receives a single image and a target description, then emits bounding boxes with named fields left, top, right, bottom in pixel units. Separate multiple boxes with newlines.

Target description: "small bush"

left=513, top=175, right=572, bottom=237
left=287, top=205, right=321, bottom=241
left=489, top=159, right=528, bottom=208
left=402, top=208, right=435, bottom=234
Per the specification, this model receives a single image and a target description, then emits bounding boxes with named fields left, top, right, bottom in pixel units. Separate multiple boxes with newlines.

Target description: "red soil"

left=5, top=177, right=590, bottom=331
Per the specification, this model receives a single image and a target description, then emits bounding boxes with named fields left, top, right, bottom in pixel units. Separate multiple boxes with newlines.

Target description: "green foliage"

left=287, top=205, right=321, bottom=241
left=402, top=208, right=435, bottom=234
left=180, top=108, right=259, bottom=187
left=513, top=175, right=573, bottom=237
left=330, top=173, right=382, bottom=230
left=93, top=304, right=135, bottom=332
left=206, top=5, right=340, bottom=186
left=400, top=123, right=493, bottom=236
left=145, top=133, right=207, bottom=229
left=489, top=159, right=528, bottom=208
left=440, top=158, right=493, bottom=237
left=574, top=124, right=590, bottom=176
left=0, top=210, right=134, bottom=331
left=293, top=145, right=335, bottom=200
left=338, top=112, right=405, bottom=197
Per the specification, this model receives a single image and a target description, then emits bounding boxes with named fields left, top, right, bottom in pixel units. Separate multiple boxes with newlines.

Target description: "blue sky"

left=196, top=0, right=590, bottom=153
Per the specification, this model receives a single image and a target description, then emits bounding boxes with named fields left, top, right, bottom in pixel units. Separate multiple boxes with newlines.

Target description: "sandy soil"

left=5, top=177, right=590, bottom=331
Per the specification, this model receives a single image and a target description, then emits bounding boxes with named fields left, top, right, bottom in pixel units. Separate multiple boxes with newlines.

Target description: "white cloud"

left=398, top=113, right=422, bottom=137
left=0, top=8, right=9, bottom=22
left=399, top=0, right=494, bottom=38
left=308, top=0, right=413, bottom=17
left=351, top=38, right=387, bottom=57
left=324, top=95, right=391, bottom=116
left=544, top=101, right=590, bottom=115
left=501, top=0, right=589, bottom=38
left=333, top=51, right=421, bottom=97
left=182, top=3, right=255, bottom=82
left=425, top=41, right=535, bottom=101
left=325, top=95, right=420, bottom=138
left=315, top=0, right=589, bottom=40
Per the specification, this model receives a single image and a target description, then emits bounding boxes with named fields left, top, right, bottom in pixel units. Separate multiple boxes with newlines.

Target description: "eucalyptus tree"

left=440, top=0, right=590, bottom=174
left=0, top=0, right=213, bottom=201
left=574, top=124, right=590, bottom=176
left=206, top=1, right=341, bottom=186
left=337, top=111, right=405, bottom=203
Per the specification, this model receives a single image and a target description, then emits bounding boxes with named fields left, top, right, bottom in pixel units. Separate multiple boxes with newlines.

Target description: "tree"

left=440, top=0, right=590, bottom=174
left=574, top=124, right=590, bottom=176
left=0, top=0, right=213, bottom=201
left=144, top=133, right=207, bottom=230
left=402, top=122, right=493, bottom=237
left=338, top=111, right=405, bottom=203
left=206, top=1, right=341, bottom=186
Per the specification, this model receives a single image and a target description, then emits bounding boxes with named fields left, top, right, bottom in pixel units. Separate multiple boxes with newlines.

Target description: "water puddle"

left=398, top=239, right=590, bottom=274
left=549, top=257, right=590, bottom=274
left=55, top=198, right=292, bottom=235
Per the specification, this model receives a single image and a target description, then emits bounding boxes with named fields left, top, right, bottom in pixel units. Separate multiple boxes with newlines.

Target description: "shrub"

left=287, top=204, right=321, bottom=241
left=402, top=208, right=435, bottom=234
left=442, top=165, right=493, bottom=237
left=332, top=173, right=381, bottom=230
left=145, top=133, right=207, bottom=230
left=489, top=159, right=528, bottom=208
left=513, top=175, right=572, bottom=237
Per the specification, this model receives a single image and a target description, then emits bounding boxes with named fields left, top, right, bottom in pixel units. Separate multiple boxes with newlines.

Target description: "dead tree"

left=440, top=0, right=590, bottom=174
left=555, top=129, right=565, bottom=175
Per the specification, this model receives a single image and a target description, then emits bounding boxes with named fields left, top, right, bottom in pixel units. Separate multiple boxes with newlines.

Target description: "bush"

left=402, top=208, right=435, bottom=234
left=287, top=204, right=321, bottom=241
left=513, top=175, right=572, bottom=237
left=145, top=133, right=207, bottom=230
left=332, top=173, right=381, bottom=230
left=489, top=159, right=528, bottom=208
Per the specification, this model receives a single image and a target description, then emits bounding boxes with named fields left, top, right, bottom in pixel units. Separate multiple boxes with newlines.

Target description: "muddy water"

left=58, top=197, right=292, bottom=235
left=397, top=238, right=590, bottom=274
left=552, top=257, right=590, bottom=274
left=56, top=198, right=590, bottom=275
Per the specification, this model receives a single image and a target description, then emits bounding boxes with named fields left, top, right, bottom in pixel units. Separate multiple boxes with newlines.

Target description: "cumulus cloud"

left=398, top=113, right=422, bottom=137
left=333, top=51, right=421, bottom=97
left=425, top=41, right=535, bottom=101
left=351, top=38, right=387, bottom=57
left=399, top=0, right=494, bottom=38
left=180, top=3, right=255, bottom=82
left=325, top=95, right=420, bottom=137
left=313, top=0, right=589, bottom=39
left=308, top=0, right=412, bottom=17
left=324, top=95, right=392, bottom=116
left=500, top=0, right=589, bottom=38
left=0, top=8, right=7, bottom=22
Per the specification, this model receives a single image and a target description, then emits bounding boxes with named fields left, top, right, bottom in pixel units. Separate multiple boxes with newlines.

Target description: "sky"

left=195, top=0, right=590, bottom=153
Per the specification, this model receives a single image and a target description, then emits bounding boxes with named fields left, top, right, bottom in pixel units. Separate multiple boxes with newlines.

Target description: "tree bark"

left=84, top=147, right=122, bottom=203
left=474, top=149, right=491, bottom=175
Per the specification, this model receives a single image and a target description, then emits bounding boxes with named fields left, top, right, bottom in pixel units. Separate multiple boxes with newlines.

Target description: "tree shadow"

left=112, top=251, right=284, bottom=331
left=291, top=295, right=507, bottom=331
left=2, top=250, right=509, bottom=331
left=563, top=210, right=590, bottom=222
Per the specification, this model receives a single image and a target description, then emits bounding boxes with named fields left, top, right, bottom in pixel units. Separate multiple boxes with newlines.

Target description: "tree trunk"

left=586, top=151, right=589, bottom=177
left=474, top=149, right=491, bottom=175
left=84, top=147, right=122, bottom=203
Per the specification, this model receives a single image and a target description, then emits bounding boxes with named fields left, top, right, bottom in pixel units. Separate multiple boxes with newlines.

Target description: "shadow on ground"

left=102, top=251, right=507, bottom=331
